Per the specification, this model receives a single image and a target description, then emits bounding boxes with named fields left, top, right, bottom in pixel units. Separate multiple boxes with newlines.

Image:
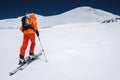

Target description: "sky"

left=0, top=0, right=120, bottom=19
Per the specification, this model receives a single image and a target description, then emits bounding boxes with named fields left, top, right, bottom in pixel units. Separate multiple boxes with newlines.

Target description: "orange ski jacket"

left=20, top=13, right=38, bottom=34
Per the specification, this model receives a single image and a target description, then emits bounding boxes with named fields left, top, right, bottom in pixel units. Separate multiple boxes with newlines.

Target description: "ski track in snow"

left=0, top=22, right=120, bottom=80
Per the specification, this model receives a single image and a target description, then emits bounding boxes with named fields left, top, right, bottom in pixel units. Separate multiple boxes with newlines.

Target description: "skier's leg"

left=29, top=34, right=35, bottom=55
left=20, top=34, right=29, bottom=57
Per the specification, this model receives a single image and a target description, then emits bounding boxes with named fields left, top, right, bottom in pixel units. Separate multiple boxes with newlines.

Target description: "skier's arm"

left=32, top=19, right=38, bottom=31
left=32, top=19, right=39, bottom=36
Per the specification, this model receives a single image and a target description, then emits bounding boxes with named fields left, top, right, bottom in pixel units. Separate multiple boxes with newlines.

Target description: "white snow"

left=0, top=21, right=120, bottom=80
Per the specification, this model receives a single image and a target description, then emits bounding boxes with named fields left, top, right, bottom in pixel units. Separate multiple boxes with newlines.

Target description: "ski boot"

left=19, top=58, right=26, bottom=65
left=18, top=55, right=26, bottom=65
left=28, top=53, right=35, bottom=60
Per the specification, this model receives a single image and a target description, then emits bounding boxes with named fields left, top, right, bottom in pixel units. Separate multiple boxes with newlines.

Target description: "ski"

left=9, top=53, right=42, bottom=76
left=9, top=60, right=28, bottom=76
left=20, top=53, right=42, bottom=70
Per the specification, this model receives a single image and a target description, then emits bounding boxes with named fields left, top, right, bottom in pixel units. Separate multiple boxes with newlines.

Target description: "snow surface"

left=0, top=22, right=120, bottom=80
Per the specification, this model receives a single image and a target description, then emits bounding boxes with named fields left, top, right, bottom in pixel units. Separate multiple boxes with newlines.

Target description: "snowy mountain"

left=41, top=6, right=118, bottom=26
left=0, top=6, right=119, bottom=28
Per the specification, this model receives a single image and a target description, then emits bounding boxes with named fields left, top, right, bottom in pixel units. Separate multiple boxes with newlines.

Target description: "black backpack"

left=21, top=16, right=34, bottom=31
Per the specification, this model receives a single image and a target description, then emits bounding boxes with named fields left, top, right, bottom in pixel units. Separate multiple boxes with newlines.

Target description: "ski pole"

left=37, top=36, right=48, bottom=62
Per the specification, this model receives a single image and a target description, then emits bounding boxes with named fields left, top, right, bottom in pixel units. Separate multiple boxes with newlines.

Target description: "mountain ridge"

left=0, top=6, right=119, bottom=28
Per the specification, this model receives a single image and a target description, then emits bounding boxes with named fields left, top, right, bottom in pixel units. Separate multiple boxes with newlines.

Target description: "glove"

left=35, top=30, right=39, bottom=37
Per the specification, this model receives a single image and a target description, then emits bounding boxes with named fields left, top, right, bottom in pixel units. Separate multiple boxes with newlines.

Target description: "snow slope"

left=0, top=6, right=119, bottom=28
left=0, top=22, right=120, bottom=80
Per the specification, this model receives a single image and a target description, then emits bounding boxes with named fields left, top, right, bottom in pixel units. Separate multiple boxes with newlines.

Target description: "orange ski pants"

left=20, top=34, right=35, bottom=57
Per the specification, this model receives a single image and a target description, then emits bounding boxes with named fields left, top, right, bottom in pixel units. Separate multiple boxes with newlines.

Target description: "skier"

left=19, top=13, right=39, bottom=64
